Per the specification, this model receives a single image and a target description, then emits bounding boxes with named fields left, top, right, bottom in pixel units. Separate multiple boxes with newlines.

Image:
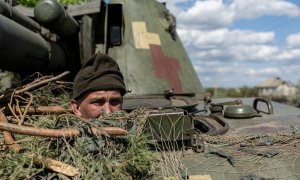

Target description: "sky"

left=158, top=0, right=300, bottom=88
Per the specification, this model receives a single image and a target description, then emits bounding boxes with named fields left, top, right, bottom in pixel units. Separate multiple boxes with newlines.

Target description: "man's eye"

left=110, top=99, right=121, bottom=105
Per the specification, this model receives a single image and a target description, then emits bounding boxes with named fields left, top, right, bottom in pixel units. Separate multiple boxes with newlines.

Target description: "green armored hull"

left=151, top=98, right=300, bottom=179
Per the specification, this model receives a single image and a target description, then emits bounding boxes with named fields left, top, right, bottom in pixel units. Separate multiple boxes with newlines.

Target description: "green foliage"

left=31, top=82, right=72, bottom=108
left=0, top=135, right=52, bottom=179
left=17, top=0, right=81, bottom=7
left=0, top=80, right=158, bottom=179
left=205, top=87, right=228, bottom=98
left=0, top=152, right=41, bottom=179
left=58, top=0, right=81, bottom=5
left=0, top=113, right=158, bottom=179
left=123, top=134, right=157, bottom=178
left=17, top=0, right=39, bottom=7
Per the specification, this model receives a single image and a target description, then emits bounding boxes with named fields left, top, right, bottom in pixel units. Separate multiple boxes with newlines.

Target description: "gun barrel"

left=34, top=0, right=79, bottom=38
left=0, top=0, right=40, bottom=32
left=0, top=14, right=66, bottom=74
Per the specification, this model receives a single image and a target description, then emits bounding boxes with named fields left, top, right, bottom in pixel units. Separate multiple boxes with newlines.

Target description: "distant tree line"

left=206, top=86, right=300, bottom=108
left=288, top=84, right=300, bottom=108
left=205, top=86, right=258, bottom=98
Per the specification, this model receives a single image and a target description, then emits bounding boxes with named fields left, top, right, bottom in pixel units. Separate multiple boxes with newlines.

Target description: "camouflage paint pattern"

left=104, top=0, right=203, bottom=96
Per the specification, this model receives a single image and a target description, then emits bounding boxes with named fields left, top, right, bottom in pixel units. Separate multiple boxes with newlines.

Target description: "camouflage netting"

left=186, top=133, right=300, bottom=180
left=0, top=72, right=158, bottom=179
left=1, top=72, right=300, bottom=180
left=149, top=126, right=300, bottom=180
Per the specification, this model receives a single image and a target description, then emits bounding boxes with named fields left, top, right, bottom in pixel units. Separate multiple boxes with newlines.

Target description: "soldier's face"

left=71, top=90, right=122, bottom=119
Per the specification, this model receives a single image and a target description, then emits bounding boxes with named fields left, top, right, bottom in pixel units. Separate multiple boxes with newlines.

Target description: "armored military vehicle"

left=1, top=0, right=300, bottom=179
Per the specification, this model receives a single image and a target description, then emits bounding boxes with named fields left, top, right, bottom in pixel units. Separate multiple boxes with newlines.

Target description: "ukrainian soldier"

left=71, top=52, right=126, bottom=119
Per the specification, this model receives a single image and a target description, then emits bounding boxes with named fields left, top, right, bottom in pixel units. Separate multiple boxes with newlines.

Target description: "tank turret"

left=0, top=0, right=204, bottom=109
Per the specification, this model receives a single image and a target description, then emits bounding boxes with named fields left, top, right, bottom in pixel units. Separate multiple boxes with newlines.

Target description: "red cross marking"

left=149, top=44, right=182, bottom=93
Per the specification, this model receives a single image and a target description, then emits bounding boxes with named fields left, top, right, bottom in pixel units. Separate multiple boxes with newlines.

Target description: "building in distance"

left=255, top=77, right=297, bottom=100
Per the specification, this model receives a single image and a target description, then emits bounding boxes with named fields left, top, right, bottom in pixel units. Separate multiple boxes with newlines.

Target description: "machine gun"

left=0, top=0, right=94, bottom=77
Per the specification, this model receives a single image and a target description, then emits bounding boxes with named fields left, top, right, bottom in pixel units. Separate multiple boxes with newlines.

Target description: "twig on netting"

left=0, top=121, right=128, bottom=138
left=26, top=72, right=44, bottom=82
left=18, top=92, right=33, bottom=125
left=15, top=99, right=22, bottom=119
left=7, top=89, right=22, bottom=123
left=35, top=156, right=80, bottom=177
left=15, top=71, right=70, bottom=94
left=0, top=110, right=22, bottom=152
left=25, top=152, right=80, bottom=178
left=11, top=105, right=72, bottom=115
left=8, top=103, right=21, bottom=123
left=56, top=81, right=73, bottom=86
left=61, top=113, right=110, bottom=137
left=7, top=92, right=34, bottom=125
left=25, top=74, right=51, bottom=87
left=13, top=94, right=28, bottom=102
left=6, top=137, right=38, bottom=145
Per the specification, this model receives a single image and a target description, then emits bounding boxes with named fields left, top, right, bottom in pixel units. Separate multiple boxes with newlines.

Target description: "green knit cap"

left=73, top=52, right=126, bottom=100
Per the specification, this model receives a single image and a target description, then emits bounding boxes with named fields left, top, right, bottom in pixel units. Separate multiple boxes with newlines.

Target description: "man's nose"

left=102, top=103, right=112, bottom=116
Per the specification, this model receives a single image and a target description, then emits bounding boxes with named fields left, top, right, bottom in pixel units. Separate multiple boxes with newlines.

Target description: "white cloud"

left=164, top=0, right=300, bottom=29
left=231, top=0, right=300, bottom=19
left=158, top=0, right=300, bottom=87
left=243, top=67, right=281, bottom=76
left=287, top=32, right=300, bottom=48
left=275, top=49, right=300, bottom=61
left=194, top=63, right=283, bottom=87
left=178, top=28, right=278, bottom=62
left=228, top=45, right=279, bottom=61
left=178, top=28, right=275, bottom=48
left=194, top=61, right=280, bottom=76
left=177, top=1, right=234, bottom=29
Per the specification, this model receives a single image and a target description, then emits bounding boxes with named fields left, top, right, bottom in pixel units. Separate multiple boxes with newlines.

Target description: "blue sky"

left=159, top=0, right=300, bottom=88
